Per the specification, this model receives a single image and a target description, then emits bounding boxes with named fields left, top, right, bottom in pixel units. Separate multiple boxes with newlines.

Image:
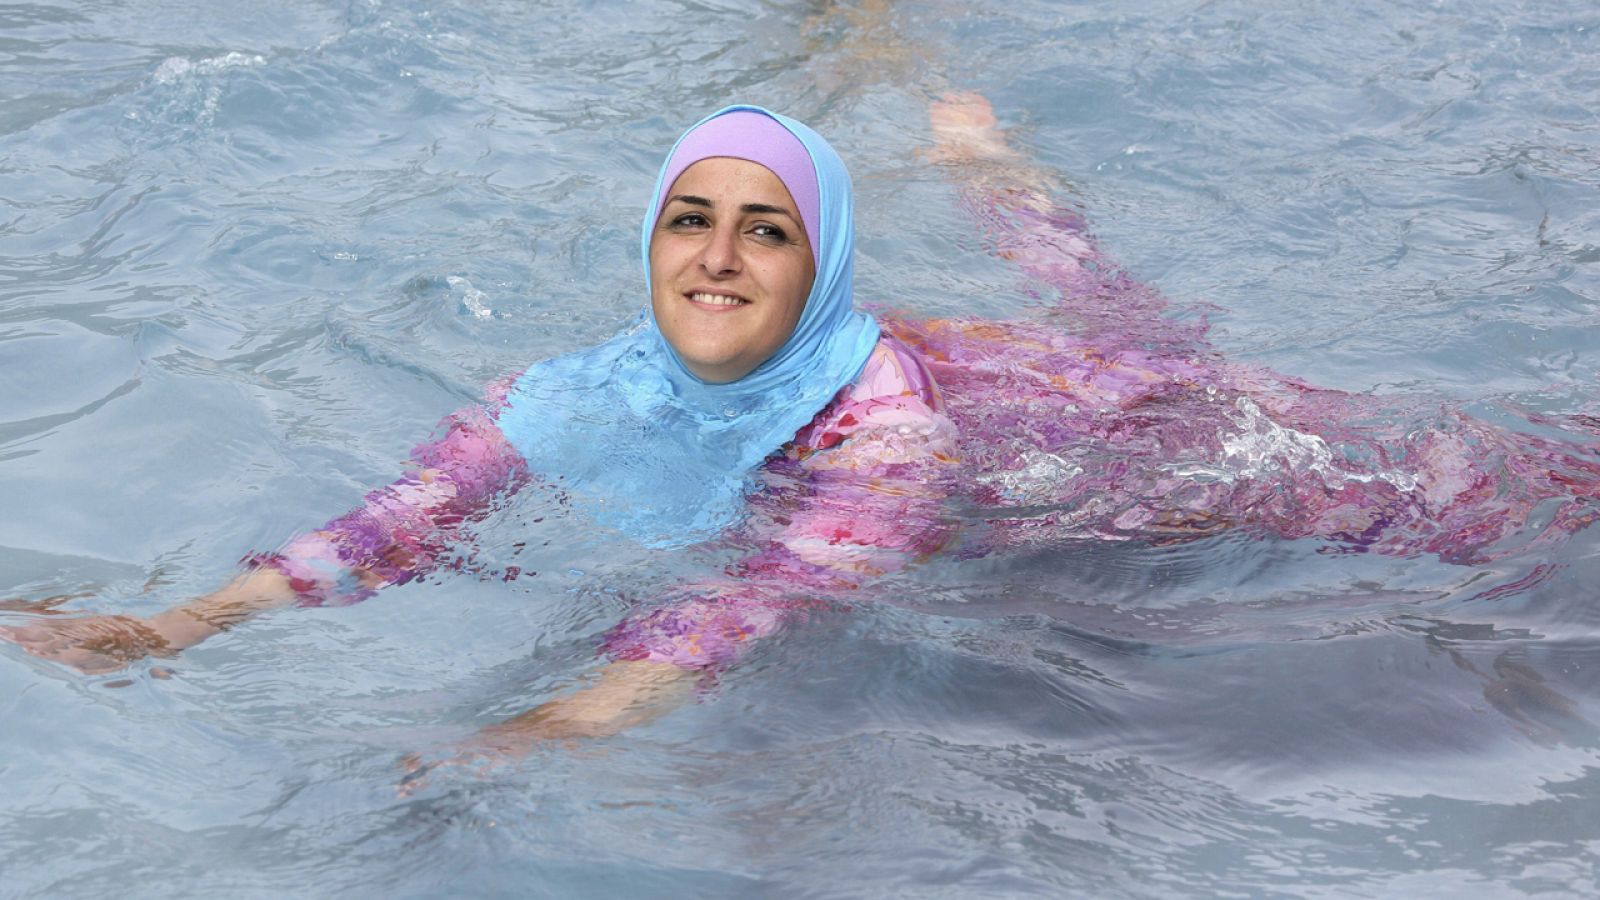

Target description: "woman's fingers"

left=395, top=747, right=501, bottom=797
left=0, top=591, right=90, bottom=614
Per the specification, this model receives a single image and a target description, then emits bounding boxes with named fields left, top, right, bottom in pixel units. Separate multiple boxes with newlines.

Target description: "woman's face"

left=649, top=156, right=815, bottom=384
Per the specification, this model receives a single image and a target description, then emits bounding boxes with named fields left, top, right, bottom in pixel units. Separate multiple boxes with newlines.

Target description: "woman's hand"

left=926, top=92, right=1059, bottom=212
left=398, top=660, right=695, bottom=795
left=0, top=613, right=177, bottom=674
left=0, top=567, right=297, bottom=674
left=927, top=91, right=1015, bottom=162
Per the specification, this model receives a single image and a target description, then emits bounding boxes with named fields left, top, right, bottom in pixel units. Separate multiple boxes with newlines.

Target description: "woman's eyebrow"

left=665, top=195, right=794, bottom=220
left=741, top=202, right=793, bottom=218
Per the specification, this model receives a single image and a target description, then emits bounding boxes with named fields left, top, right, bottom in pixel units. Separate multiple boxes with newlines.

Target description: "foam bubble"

left=1167, top=397, right=1417, bottom=491
left=152, top=51, right=265, bottom=86
left=448, top=275, right=495, bottom=319
left=976, top=447, right=1085, bottom=504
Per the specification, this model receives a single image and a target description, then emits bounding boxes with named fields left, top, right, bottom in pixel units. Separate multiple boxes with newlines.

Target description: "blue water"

left=3, top=1, right=1599, bottom=896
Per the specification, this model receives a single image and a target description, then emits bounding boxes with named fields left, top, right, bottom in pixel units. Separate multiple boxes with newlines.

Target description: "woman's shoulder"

left=849, top=333, right=943, bottom=411
left=789, top=334, right=953, bottom=457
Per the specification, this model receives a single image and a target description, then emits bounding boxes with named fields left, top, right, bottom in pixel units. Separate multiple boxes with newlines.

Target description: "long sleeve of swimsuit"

left=598, top=334, right=960, bottom=670
left=250, top=377, right=530, bottom=606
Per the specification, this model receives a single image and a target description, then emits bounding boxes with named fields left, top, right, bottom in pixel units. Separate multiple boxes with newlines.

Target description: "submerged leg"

left=913, top=93, right=1600, bottom=565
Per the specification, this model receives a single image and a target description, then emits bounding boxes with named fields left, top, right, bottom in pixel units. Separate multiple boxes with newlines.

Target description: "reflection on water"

left=3, top=0, right=1599, bottom=895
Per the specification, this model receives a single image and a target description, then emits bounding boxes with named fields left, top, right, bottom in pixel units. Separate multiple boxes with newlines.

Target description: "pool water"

left=3, top=0, right=1599, bottom=895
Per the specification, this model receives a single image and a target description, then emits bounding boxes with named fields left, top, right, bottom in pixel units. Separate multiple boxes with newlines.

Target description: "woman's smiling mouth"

left=689, top=291, right=749, bottom=307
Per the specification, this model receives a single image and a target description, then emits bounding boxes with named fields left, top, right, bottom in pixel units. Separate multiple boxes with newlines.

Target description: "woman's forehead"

left=663, top=157, right=801, bottom=215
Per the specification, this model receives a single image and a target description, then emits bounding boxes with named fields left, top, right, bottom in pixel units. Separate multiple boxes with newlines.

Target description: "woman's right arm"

left=0, top=566, right=297, bottom=674
left=1, top=379, right=529, bottom=673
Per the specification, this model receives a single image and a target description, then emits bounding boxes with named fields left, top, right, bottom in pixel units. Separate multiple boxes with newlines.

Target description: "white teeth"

left=691, top=292, right=745, bottom=306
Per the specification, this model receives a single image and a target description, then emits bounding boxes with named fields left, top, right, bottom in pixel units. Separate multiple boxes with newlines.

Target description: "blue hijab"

left=496, top=106, right=880, bottom=545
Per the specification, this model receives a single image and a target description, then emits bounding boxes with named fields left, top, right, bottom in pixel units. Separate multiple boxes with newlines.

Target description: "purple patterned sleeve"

left=251, top=376, right=530, bottom=606
left=600, top=580, right=814, bottom=669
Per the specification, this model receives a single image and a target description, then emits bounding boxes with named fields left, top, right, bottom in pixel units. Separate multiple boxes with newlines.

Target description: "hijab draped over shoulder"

left=496, top=105, right=880, bottom=544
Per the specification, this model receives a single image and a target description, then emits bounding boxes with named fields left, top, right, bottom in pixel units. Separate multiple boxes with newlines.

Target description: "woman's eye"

left=751, top=223, right=788, bottom=242
left=671, top=213, right=708, bottom=228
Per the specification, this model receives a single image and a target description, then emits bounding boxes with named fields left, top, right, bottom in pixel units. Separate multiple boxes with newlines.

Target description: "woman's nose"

left=699, top=225, right=741, bottom=275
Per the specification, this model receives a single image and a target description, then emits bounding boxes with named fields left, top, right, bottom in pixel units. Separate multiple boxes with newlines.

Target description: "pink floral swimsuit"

left=255, top=184, right=1600, bottom=670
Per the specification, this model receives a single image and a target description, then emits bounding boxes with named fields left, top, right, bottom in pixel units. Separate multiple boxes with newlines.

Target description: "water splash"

left=448, top=275, right=495, bottom=320
left=126, top=52, right=267, bottom=130
left=150, top=52, right=266, bottom=86
left=1166, top=397, right=1417, bottom=492
left=975, top=446, right=1084, bottom=505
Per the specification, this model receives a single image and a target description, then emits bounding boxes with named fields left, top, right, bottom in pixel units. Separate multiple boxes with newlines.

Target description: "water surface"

left=3, top=0, right=1599, bottom=896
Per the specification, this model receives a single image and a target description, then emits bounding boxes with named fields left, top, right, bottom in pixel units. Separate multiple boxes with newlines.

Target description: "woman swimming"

left=2, top=102, right=960, bottom=746
left=5, top=94, right=1600, bottom=756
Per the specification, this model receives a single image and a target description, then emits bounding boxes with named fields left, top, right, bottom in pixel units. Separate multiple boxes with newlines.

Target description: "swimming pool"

left=3, top=0, right=1598, bottom=895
